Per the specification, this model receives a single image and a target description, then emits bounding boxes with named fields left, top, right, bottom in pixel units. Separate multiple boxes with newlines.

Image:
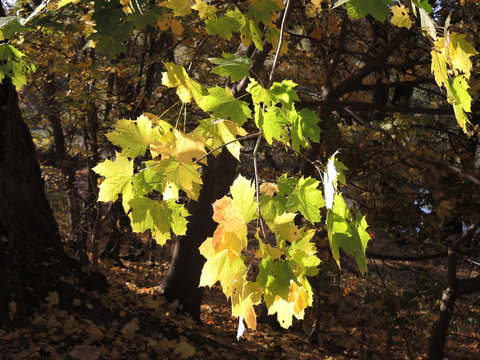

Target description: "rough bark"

left=0, top=78, right=106, bottom=326
left=160, top=149, right=238, bottom=318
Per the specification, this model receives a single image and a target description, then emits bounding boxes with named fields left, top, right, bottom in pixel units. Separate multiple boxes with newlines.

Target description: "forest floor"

left=1, top=247, right=479, bottom=360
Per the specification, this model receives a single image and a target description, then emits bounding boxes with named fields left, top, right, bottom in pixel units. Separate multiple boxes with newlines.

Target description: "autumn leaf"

left=93, top=153, right=134, bottom=203
left=390, top=5, right=413, bottom=29
left=161, top=62, right=204, bottom=103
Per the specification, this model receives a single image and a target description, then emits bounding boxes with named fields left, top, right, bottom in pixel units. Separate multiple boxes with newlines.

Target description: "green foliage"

left=198, top=86, right=252, bottom=125
left=209, top=53, right=252, bottom=81
left=0, top=44, right=35, bottom=89
left=326, top=194, right=371, bottom=274
left=344, top=0, right=393, bottom=21
left=0, top=16, right=25, bottom=41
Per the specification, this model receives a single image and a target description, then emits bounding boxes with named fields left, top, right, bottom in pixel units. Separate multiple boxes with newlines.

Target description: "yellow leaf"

left=57, top=0, right=80, bottom=9
left=390, top=5, right=413, bottom=29
left=447, top=32, right=478, bottom=78
left=164, top=0, right=192, bottom=17
left=172, top=130, right=207, bottom=164
left=161, top=63, right=204, bottom=103
left=191, top=0, right=217, bottom=19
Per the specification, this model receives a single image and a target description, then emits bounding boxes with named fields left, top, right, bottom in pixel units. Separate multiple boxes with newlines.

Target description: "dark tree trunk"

left=0, top=78, right=106, bottom=326
left=428, top=287, right=457, bottom=360
left=160, top=149, right=238, bottom=319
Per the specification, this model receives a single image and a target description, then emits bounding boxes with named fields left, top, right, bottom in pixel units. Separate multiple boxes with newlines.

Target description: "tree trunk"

left=0, top=78, right=106, bottom=326
left=160, top=149, right=238, bottom=319
left=427, top=287, right=456, bottom=360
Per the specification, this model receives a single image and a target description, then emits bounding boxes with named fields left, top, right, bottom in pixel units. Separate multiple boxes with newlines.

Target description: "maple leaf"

left=240, top=18, right=264, bottom=50
left=193, top=118, right=247, bottom=160
left=390, top=5, right=413, bottom=29
left=231, top=279, right=263, bottom=330
left=290, top=108, right=321, bottom=151
left=254, top=105, right=290, bottom=144
left=93, top=152, right=134, bottom=203
left=248, top=0, right=281, bottom=24
left=158, top=157, right=203, bottom=200
left=172, top=130, right=207, bottom=163
left=267, top=279, right=313, bottom=329
left=448, top=32, right=478, bottom=79
left=269, top=80, right=299, bottom=106
left=208, top=176, right=256, bottom=258
left=161, top=62, right=204, bottom=103
left=449, top=75, right=472, bottom=112
left=199, top=248, right=247, bottom=298
left=345, top=0, right=393, bottom=22
left=128, top=197, right=188, bottom=245
left=431, top=44, right=449, bottom=88
left=163, top=0, right=191, bottom=17
left=205, top=9, right=244, bottom=40
left=286, top=230, right=320, bottom=276
left=279, top=176, right=325, bottom=224
left=326, top=194, right=371, bottom=274
left=257, top=258, right=297, bottom=307
left=191, top=0, right=217, bottom=20
left=198, top=86, right=252, bottom=125
left=105, top=115, right=161, bottom=158
left=209, top=53, right=252, bottom=81
left=132, top=161, right=166, bottom=195
left=259, top=182, right=278, bottom=197
left=230, top=175, right=257, bottom=223
left=246, top=79, right=277, bottom=105
left=157, top=13, right=184, bottom=36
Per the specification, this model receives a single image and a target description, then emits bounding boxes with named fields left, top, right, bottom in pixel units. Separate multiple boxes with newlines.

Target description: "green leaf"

left=93, top=153, right=134, bottom=203
left=241, top=18, right=264, bottom=50
left=198, top=86, right=252, bottom=125
left=105, top=115, right=162, bottom=158
left=269, top=80, right=299, bottom=107
left=449, top=75, right=472, bottom=112
left=205, top=9, right=243, bottom=40
left=128, top=197, right=188, bottom=245
left=290, top=108, right=321, bottom=151
left=0, top=44, right=35, bottom=90
left=285, top=177, right=324, bottom=224
left=346, top=0, right=393, bottom=22
left=412, top=0, right=432, bottom=13
left=326, top=194, right=371, bottom=274
left=210, top=53, right=252, bottom=81
left=246, top=79, right=276, bottom=105
left=133, top=162, right=166, bottom=195
left=287, top=231, right=321, bottom=277
left=257, top=258, right=296, bottom=307
left=0, top=17, right=25, bottom=41
left=254, top=105, right=290, bottom=144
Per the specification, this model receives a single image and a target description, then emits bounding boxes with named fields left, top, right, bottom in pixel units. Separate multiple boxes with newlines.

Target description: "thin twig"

left=195, top=132, right=260, bottom=163
left=267, top=0, right=291, bottom=88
